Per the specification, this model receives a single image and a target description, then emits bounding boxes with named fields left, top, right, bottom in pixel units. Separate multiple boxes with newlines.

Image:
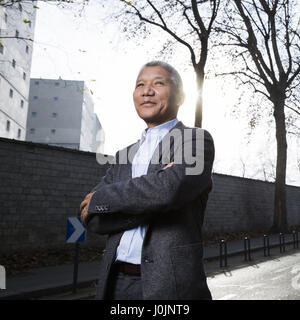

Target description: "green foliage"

left=120, top=0, right=131, bottom=6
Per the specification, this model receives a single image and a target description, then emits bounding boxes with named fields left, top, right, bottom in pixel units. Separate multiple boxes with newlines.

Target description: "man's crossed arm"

left=80, top=162, right=175, bottom=225
left=79, top=129, right=214, bottom=234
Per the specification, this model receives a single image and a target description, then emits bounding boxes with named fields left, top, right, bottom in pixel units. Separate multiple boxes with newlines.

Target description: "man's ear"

left=177, top=92, right=185, bottom=106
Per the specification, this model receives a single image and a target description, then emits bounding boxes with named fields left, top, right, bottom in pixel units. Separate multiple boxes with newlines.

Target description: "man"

left=80, top=61, right=215, bottom=300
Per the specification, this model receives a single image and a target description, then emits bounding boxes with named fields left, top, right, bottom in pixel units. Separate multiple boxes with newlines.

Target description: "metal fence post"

left=72, top=211, right=82, bottom=294
left=279, top=233, right=285, bottom=253
left=263, top=234, right=270, bottom=257
left=292, top=230, right=299, bottom=249
left=244, top=236, right=251, bottom=261
left=72, top=242, right=80, bottom=294
left=219, top=239, right=228, bottom=268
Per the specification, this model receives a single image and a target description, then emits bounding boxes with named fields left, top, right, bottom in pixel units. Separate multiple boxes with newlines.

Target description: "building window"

left=33, top=96, right=38, bottom=100
left=31, top=112, right=37, bottom=117
left=30, top=128, right=35, bottom=134
left=23, top=72, right=26, bottom=80
left=0, top=43, right=3, bottom=54
left=9, top=89, right=13, bottom=98
left=6, top=120, right=10, bottom=131
left=15, top=30, right=19, bottom=37
left=20, top=99, right=24, bottom=108
left=55, top=82, right=60, bottom=87
left=17, top=129, right=21, bottom=138
left=4, top=13, right=8, bottom=23
left=26, top=45, right=29, bottom=54
left=52, top=112, right=57, bottom=118
left=53, top=97, right=58, bottom=102
left=12, top=59, right=16, bottom=68
left=28, top=21, right=32, bottom=28
left=18, top=4, right=22, bottom=12
left=34, top=80, right=39, bottom=85
left=51, top=129, right=56, bottom=134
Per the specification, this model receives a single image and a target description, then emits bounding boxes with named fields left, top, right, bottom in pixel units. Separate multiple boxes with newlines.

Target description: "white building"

left=0, top=2, right=37, bottom=140
left=26, top=78, right=104, bottom=153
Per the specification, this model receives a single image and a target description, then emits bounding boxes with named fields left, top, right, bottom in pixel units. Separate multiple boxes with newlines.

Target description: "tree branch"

left=129, top=2, right=197, bottom=67
left=191, top=0, right=207, bottom=33
left=177, top=0, right=202, bottom=41
left=146, top=0, right=167, bottom=28
left=285, top=105, right=300, bottom=116
left=233, top=0, right=274, bottom=87
left=0, top=36, right=33, bottom=42
left=287, top=63, right=300, bottom=87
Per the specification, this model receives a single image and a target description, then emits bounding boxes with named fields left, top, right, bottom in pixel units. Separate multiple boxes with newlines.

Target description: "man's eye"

left=155, top=81, right=164, bottom=85
left=136, top=83, right=144, bottom=87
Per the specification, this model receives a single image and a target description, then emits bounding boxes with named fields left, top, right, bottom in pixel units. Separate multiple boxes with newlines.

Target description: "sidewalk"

left=0, top=233, right=298, bottom=300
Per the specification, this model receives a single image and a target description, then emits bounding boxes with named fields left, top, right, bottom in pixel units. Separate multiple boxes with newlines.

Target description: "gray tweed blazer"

left=86, top=121, right=215, bottom=300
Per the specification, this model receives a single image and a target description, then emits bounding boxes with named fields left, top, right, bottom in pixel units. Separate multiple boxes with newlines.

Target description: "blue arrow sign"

left=66, top=217, right=86, bottom=243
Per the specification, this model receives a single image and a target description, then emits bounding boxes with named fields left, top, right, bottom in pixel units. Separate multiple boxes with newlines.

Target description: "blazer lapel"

left=148, top=121, right=184, bottom=173
left=117, top=140, right=140, bottom=181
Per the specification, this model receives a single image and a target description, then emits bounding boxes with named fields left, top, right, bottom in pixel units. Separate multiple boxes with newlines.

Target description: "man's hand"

left=80, top=192, right=95, bottom=225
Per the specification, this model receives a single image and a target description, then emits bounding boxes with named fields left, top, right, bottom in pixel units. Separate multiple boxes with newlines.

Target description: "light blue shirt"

left=115, top=117, right=179, bottom=264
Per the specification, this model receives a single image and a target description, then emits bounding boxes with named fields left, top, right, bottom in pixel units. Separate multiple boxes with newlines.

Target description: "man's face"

left=133, top=66, right=178, bottom=128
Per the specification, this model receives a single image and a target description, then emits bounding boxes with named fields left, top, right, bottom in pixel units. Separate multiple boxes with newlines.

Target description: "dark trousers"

left=104, top=267, right=143, bottom=300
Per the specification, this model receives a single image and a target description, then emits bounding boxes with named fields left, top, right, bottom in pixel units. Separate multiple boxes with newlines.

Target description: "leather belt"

left=113, top=262, right=141, bottom=276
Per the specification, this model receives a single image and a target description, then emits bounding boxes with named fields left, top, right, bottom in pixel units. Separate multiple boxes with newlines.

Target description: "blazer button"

left=143, top=256, right=150, bottom=263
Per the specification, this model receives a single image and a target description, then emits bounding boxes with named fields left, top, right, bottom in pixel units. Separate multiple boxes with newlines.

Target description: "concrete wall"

left=0, top=137, right=110, bottom=255
left=0, top=138, right=299, bottom=254
left=204, top=174, right=300, bottom=233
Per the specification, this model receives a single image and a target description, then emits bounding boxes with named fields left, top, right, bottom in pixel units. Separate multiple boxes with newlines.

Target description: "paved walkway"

left=0, top=232, right=298, bottom=300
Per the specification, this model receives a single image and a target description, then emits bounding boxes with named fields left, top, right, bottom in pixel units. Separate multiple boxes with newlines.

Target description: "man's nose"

left=142, top=84, right=155, bottom=96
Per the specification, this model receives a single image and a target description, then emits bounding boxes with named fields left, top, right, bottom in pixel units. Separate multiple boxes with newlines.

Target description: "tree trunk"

left=270, top=93, right=288, bottom=233
left=194, top=69, right=204, bottom=128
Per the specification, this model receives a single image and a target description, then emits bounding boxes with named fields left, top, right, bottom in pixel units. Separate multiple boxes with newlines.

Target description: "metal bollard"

left=263, top=234, right=270, bottom=257
left=279, top=233, right=285, bottom=253
left=244, top=236, right=251, bottom=261
left=219, top=239, right=228, bottom=268
left=292, top=231, right=299, bottom=249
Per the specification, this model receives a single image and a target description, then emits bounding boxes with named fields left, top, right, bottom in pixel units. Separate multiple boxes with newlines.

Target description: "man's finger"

left=81, top=206, right=88, bottom=225
left=80, top=199, right=88, bottom=211
left=85, top=192, right=94, bottom=199
left=80, top=193, right=93, bottom=211
left=162, top=162, right=174, bottom=170
left=80, top=192, right=95, bottom=225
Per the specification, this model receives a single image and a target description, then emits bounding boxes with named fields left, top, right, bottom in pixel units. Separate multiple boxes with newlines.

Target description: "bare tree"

left=111, top=0, right=220, bottom=128
left=215, top=0, right=300, bottom=232
left=0, top=0, right=87, bottom=44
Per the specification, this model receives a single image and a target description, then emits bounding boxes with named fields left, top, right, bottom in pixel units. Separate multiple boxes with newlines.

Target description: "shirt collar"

left=140, top=118, right=179, bottom=143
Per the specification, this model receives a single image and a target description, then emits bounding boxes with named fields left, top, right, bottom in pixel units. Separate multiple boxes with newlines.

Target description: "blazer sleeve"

left=87, top=129, right=214, bottom=221
left=90, top=162, right=115, bottom=193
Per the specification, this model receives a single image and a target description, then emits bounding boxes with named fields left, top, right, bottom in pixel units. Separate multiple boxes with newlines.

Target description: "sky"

left=30, top=0, right=300, bottom=186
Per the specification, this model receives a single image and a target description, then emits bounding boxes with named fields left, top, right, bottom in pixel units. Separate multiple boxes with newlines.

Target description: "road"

left=206, top=250, right=300, bottom=300
left=36, top=248, right=300, bottom=300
